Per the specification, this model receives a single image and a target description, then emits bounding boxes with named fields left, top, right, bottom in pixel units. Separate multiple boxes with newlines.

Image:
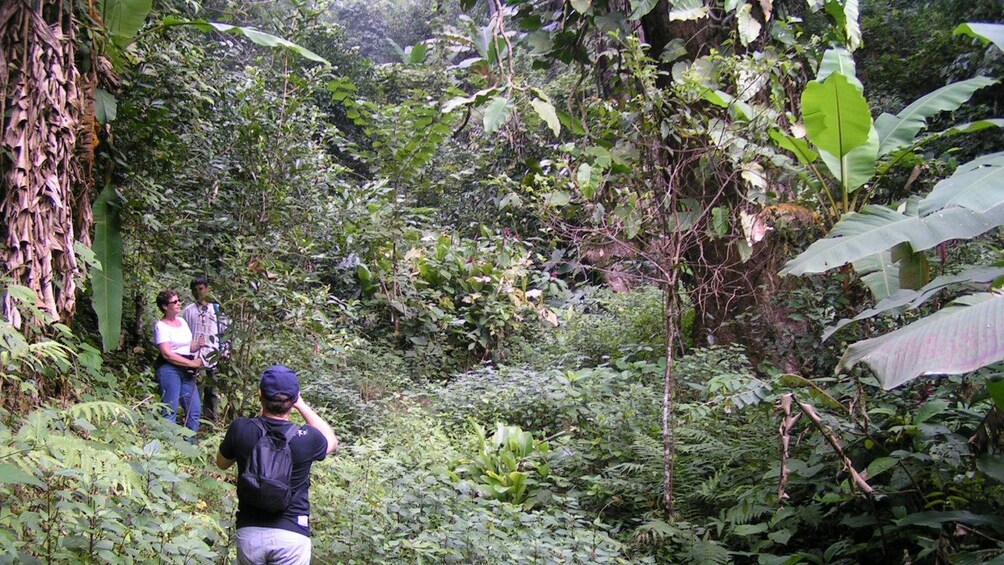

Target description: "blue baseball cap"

left=260, top=365, right=300, bottom=400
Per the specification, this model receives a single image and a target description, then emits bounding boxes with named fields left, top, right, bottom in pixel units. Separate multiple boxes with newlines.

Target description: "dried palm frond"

left=1, top=0, right=89, bottom=322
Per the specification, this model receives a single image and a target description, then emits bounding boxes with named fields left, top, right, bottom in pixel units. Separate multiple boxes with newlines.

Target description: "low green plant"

left=452, top=421, right=552, bottom=506
left=1, top=282, right=114, bottom=408
left=0, top=401, right=232, bottom=564
left=358, top=228, right=564, bottom=375
left=310, top=407, right=633, bottom=564
left=511, top=285, right=672, bottom=369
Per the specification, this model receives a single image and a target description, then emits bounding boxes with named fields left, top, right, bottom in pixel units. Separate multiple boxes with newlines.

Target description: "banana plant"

left=778, top=24, right=1004, bottom=391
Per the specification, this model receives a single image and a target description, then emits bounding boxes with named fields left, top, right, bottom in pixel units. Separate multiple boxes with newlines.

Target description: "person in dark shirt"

left=217, top=365, right=338, bottom=564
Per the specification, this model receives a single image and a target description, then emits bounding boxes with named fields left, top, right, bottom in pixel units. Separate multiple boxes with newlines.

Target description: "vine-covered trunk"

left=1, top=0, right=94, bottom=324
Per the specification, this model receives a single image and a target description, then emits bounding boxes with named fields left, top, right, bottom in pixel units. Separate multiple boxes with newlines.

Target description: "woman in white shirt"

left=154, top=289, right=203, bottom=437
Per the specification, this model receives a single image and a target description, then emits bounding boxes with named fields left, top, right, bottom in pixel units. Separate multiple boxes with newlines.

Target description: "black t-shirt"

left=219, top=416, right=328, bottom=536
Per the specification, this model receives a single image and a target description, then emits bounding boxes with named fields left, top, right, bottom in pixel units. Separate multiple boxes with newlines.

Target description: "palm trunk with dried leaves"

left=1, top=0, right=97, bottom=325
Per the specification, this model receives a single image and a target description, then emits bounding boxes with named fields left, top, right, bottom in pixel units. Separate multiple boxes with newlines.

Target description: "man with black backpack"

left=216, top=365, right=338, bottom=564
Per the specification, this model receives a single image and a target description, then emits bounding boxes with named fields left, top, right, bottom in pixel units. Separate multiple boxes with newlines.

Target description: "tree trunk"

left=1, top=0, right=92, bottom=324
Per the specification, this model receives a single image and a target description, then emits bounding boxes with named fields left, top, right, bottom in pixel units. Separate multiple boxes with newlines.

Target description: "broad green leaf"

left=702, top=90, right=754, bottom=120
left=875, top=77, right=996, bottom=156
left=736, top=3, right=761, bottom=47
left=570, top=0, right=592, bottom=14
left=99, top=0, right=153, bottom=46
left=387, top=38, right=406, bottom=62
left=823, top=266, right=1004, bottom=341
left=6, top=285, right=36, bottom=303
left=0, top=464, right=44, bottom=488
left=659, top=38, right=688, bottom=63
left=442, top=96, right=475, bottom=114
left=988, top=375, right=1004, bottom=411
left=816, top=126, right=878, bottom=191
left=670, top=0, right=710, bottom=21
left=542, top=191, right=571, bottom=207
left=954, top=23, right=1004, bottom=53
left=577, top=164, right=596, bottom=199
left=733, top=523, right=769, bottom=535
left=896, top=510, right=1004, bottom=529
left=615, top=204, right=642, bottom=239
left=852, top=250, right=899, bottom=302
left=802, top=73, right=872, bottom=160
left=94, top=88, right=117, bottom=124
left=482, top=97, right=512, bottom=133
left=900, top=120, right=1004, bottom=164
left=769, top=129, right=818, bottom=164
left=897, top=251, right=929, bottom=290
left=161, top=17, right=329, bottom=65
left=409, top=43, right=428, bottom=64
left=781, top=202, right=1004, bottom=276
left=529, top=98, right=560, bottom=136
left=914, top=399, right=949, bottom=424
left=804, top=69, right=877, bottom=192
left=712, top=207, right=730, bottom=236
left=816, top=48, right=861, bottom=90
left=864, top=456, right=898, bottom=480
left=977, top=454, right=1004, bottom=482
left=92, top=185, right=124, bottom=352
left=629, top=0, right=659, bottom=19
left=919, top=152, right=1004, bottom=214
left=839, top=293, right=1004, bottom=390
left=822, top=0, right=860, bottom=51
left=841, top=0, right=861, bottom=51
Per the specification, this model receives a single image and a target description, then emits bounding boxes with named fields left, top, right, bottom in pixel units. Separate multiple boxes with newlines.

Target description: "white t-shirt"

left=154, top=319, right=193, bottom=356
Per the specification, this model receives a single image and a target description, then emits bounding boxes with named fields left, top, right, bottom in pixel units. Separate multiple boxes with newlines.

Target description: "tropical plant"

left=452, top=421, right=552, bottom=505
left=0, top=401, right=231, bottom=563
left=778, top=24, right=1004, bottom=389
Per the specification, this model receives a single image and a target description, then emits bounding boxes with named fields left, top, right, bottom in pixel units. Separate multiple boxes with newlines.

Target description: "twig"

left=795, top=395, right=875, bottom=496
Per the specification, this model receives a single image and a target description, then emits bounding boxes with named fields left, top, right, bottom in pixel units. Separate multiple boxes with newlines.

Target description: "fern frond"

left=19, top=434, right=148, bottom=499
left=61, top=400, right=136, bottom=427
left=680, top=539, right=733, bottom=565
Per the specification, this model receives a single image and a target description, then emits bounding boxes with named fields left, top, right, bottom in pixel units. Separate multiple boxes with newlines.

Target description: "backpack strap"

left=250, top=417, right=267, bottom=437
left=281, top=422, right=300, bottom=444
left=252, top=417, right=299, bottom=444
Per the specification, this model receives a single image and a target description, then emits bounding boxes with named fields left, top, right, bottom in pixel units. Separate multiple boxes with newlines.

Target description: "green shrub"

left=452, top=421, right=552, bottom=505
left=511, top=285, right=674, bottom=369
left=357, top=229, right=565, bottom=376
left=310, top=407, right=635, bottom=564
left=0, top=402, right=232, bottom=564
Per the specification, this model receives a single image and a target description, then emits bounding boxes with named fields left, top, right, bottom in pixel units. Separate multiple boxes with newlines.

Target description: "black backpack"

left=237, top=419, right=299, bottom=514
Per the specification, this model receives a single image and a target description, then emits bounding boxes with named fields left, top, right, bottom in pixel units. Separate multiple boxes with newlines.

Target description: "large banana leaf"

left=878, top=119, right=1004, bottom=175
left=838, top=293, right=1004, bottom=390
left=822, top=266, right=1004, bottom=341
left=92, top=186, right=124, bottom=352
left=160, top=17, right=329, bottom=65
left=802, top=72, right=876, bottom=191
left=955, top=23, right=1004, bottom=53
left=852, top=250, right=900, bottom=302
left=99, top=0, right=154, bottom=47
left=920, top=152, right=1004, bottom=214
left=781, top=202, right=1004, bottom=275
left=817, top=127, right=878, bottom=193
left=816, top=48, right=862, bottom=89
left=875, top=77, right=997, bottom=156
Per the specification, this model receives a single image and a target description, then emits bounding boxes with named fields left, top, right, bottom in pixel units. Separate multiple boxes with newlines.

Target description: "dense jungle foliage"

left=2, top=0, right=1004, bottom=563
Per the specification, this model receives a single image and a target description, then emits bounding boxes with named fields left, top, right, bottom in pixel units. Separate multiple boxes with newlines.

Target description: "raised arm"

left=293, top=396, right=339, bottom=455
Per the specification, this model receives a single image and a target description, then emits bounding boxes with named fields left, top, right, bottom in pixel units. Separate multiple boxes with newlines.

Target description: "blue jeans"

left=155, top=362, right=200, bottom=434
left=236, top=527, right=311, bottom=565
